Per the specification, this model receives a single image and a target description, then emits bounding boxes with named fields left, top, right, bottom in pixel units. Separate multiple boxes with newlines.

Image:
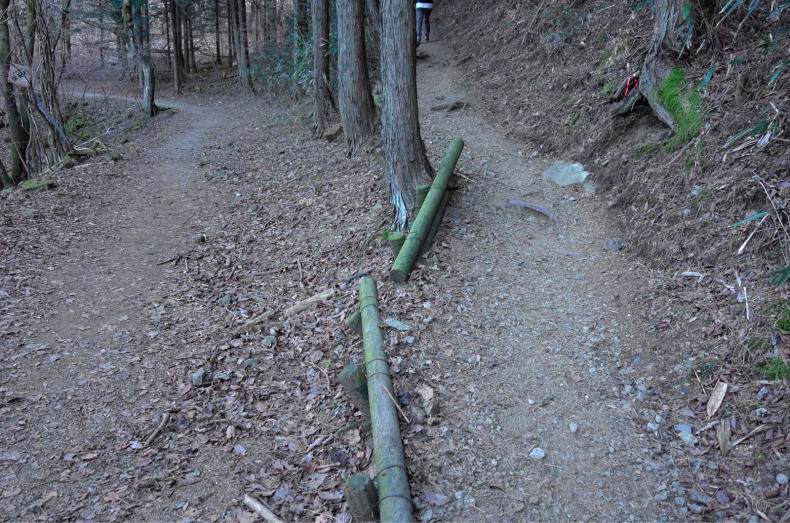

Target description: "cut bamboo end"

left=344, top=473, right=379, bottom=522
left=339, top=363, right=370, bottom=418
left=345, top=309, right=362, bottom=335
left=386, top=230, right=406, bottom=257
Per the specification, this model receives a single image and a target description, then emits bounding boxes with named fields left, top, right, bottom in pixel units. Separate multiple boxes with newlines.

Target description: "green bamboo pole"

left=358, top=277, right=414, bottom=522
left=390, top=138, right=464, bottom=283
left=420, top=188, right=450, bottom=256
left=415, top=184, right=430, bottom=212
left=386, top=231, right=406, bottom=257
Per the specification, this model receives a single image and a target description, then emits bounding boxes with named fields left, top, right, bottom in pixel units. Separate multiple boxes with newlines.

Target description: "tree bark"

left=312, top=0, right=331, bottom=134
left=171, top=0, right=183, bottom=93
left=214, top=0, right=222, bottom=63
left=337, top=0, right=376, bottom=151
left=230, top=0, right=254, bottom=92
left=380, top=0, right=433, bottom=229
left=227, top=0, right=234, bottom=64
left=0, top=0, right=28, bottom=186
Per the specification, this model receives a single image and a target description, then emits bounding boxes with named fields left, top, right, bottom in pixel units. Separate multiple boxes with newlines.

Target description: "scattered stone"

left=575, top=274, right=585, bottom=280
left=194, top=233, right=207, bottom=243
left=647, top=422, right=660, bottom=431
left=674, top=424, right=693, bottom=433
left=605, top=238, right=625, bottom=251
left=243, top=358, right=258, bottom=368
left=674, top=497, right=686, bottom=507
left=529, top=448, right=546, bottom=460
left=655, top=491, right=669, bottom=501
left=385, top=318, right=410, bottom=331
left=716, top=490, right=730, bottom=504
left=677, top=431, right=699, bottom=445
left=192, top=368, right=207, bottom=386
left=404, top=336, right=416, bottom=344
left=689, top=489, right=712, bottom=504
left=246, top=204, right=259, bottom=214
left=777, top=473, right=788, bottom=485
left=262, top=335, right=277, bottom=348
left=322, top=124, right=343, bottom=142
left=757, top=386, right=769, bottom=400
left=542, top=161, right=589, bottom=187
left=569, top=423, right=579, bottom=434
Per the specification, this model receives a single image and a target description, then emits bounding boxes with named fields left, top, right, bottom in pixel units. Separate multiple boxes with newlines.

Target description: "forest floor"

left=0, top=33, right=783, bottom=523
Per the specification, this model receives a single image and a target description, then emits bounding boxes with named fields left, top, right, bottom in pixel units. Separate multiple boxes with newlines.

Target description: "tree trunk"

left=214, top=0, right=222, bottom=64
left=312, top=0, right=331, bottom=134
left=164, top=0, right=172, bottom=70
left=366, top=0, right=381, bottom=45
left=612, top=0, right=688, bottom=132
left=380, top=0, right=433, bottom=229
left=0, top=0, right=28, bottom=186
left=337, top=0, right=376, bottom=151
left=188, top=5, right=197, bottom=72
left=171, top=0, right=183, bottom=93
left=230, top=0, right=254, bottom=92
left=227, top=0, right=235, bottom=65
left=240, top=0, right=251, bottom=66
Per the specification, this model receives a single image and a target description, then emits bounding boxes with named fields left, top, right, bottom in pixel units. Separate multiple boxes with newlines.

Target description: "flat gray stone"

left=529, top=448, right=546, bottom=460
left=543, top=162, right=589, bottom=186
left=385, top=318, right=410, bottom=331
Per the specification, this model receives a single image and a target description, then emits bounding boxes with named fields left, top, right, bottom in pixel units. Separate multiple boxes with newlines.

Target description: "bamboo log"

left=390, top=139, right=464, bottom=283
left=420, top=188, right=450, bottom=256
left=358, top=277, right=414, bottom=522
left=386, top=231, right=406, bottom=257
left=415, top=184, right=430, bottom=212
left=339, top=363, right=370, bottom=418
left=344, top=473, right=379, bottom=522
left=345, top=309, right=362, bottom=335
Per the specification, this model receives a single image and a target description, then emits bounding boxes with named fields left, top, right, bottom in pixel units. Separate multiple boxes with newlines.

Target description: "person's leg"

left=416, top=8, right=424, bottom=43
left=424, top=8, right=431, bottom=41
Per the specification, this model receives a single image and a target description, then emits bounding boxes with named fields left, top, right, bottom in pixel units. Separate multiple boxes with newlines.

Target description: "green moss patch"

left=657, top=68, right=703, bottom=147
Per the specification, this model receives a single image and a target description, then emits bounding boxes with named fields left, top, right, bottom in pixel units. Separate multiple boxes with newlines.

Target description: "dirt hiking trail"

left=410, top=42, right=674, bottom=520
left=1, top=47, right=678, bottom=522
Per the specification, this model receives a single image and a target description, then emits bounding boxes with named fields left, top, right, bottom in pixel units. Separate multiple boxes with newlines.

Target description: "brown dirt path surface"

left=0, top=54, right=685, bottom=522
left=406, top=42, right=676, bottom=520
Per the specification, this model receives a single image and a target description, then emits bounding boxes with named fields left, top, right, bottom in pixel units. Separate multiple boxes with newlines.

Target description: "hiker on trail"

left=416, top=2, right=433, bottom=45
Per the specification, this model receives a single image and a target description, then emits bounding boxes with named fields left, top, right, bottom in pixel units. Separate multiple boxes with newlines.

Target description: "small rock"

left=677, top=431, right=699, bottom=445
left=575, top=274, right=585, bottom=280
left=529, top=448, right=546, bottom=460
left=243, top=358, right=258, bottom=368
left=655, top=491, right=669, bottom=501
left=233, top=444, right=246, bottom=455
left=543, top=161, right=589, bottom=186
left=777, top=473, right=789, bottom=485
left=674, top=424, right=693, bottom=433
left=246, top=204, right=259, bottom=214
left=569, top=423, right=579, bottom=434
left=322, top=124, right=343, bottom=142
left=689, top=489, right=712, bottom=504
left=262, top=335, right=277, bottom=348
left=194, top=233, right=207, bottom=243
left=192, top=368, right=207, bottom=386
left=716, top=490, right=730, bottom=504
left=385, top=318, right=410, bottom=331
left=647, top=422, right=660, bottom=432
left=404, top=336, right=416, bottom=344
left=605, top=238, right=625, bottom=251
left=674, top=497, right=686, bottom=507
left=688, top=503, right=705, bottom=513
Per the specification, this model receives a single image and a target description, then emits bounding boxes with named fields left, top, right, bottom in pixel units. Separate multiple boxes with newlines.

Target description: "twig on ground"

left=143, top=412, right=170, bottom=447
left=283, top=288, right=335, bottom=317
left=382, top=386, right=411, bottom=424
left=507, top=200, right=559, bottom=226
left=243, top=494, right=285, bottom=523
left=233, top=309, right=276, bottom=336
left=344, top=268, right=373, bottom=282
